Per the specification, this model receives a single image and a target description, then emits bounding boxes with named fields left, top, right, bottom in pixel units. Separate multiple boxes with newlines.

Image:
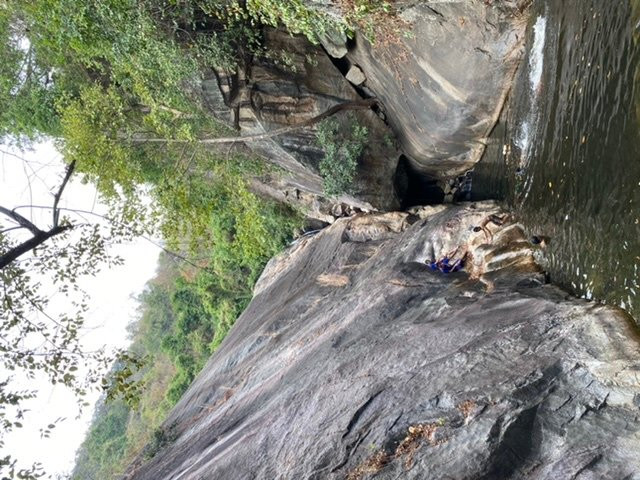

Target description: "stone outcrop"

left=203, top=1, right=531, bottom=219
left=345, top=65, right=366, bottom=86
left=340, top=1, right=529, bottom=177
left=203, top=29, right=400, bottom=222
left=124, top=203, right=640, bottom=480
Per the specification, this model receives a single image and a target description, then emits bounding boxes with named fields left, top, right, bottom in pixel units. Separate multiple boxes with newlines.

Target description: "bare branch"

left=0, top=225, right=28, bottom=235
left=0, top=160, right=78, bottom=269
left=0, top=206, right=43, bottom=235
left=21, top=157, right=34, bottom=224
left=0, top=224, right=73, bottom=270
left=52, top=160, right=76, bottom=227
left=130, top=98, right=379, bottom=145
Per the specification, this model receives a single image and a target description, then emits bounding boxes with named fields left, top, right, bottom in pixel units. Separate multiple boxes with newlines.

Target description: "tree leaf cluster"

left=315, top=114, right=368, bottom=196
left=0, top=0, right=320, bottom=476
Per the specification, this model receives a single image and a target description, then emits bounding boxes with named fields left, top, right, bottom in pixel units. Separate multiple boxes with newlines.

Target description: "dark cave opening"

left=394, top=155, right=445, bottom=209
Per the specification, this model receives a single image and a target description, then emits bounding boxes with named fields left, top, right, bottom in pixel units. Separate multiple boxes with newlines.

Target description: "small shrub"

left=244, top=0, right=335, bottom=44
left=142, top=423, right=178, bottom=460
left=315, top=115, right=368, bottom=196
left=340, top=0, right=409, bottom=45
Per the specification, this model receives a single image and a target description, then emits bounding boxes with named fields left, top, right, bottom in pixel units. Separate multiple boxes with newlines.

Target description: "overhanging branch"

left=0, top=206, right=42, bottom=235
left=0, top=224, right=73, bottom=270
left=130, top=98, right=379, bottom=145
left=0, top=160, right=77, bottom=270
left=52, top=160, right=76, bottom=227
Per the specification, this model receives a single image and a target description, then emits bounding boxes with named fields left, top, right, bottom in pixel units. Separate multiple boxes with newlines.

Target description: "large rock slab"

left=125, top=203, right=640, bottom=479
left=347, top=1, right=529, bottom=177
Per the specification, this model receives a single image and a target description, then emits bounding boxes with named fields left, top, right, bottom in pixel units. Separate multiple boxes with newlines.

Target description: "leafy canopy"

left=315, top=115, right=368, bottom=196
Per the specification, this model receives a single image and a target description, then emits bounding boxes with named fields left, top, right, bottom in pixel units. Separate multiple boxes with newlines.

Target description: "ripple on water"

left=474, top=0, right=640, bottom=323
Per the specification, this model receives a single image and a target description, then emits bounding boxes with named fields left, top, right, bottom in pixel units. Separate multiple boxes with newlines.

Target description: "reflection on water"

left=473, top=0, right=640, bottom=321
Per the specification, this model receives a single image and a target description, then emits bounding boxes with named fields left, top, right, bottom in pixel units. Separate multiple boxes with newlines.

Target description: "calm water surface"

left=473, top=0, right=640, bottom=320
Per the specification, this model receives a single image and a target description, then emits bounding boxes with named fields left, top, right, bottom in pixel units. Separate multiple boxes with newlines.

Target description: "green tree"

left=70, top=397, right=130, bottom=480
left=0, top=7, right=61, bottom=142
left=315, top=115, right=369, bottom=196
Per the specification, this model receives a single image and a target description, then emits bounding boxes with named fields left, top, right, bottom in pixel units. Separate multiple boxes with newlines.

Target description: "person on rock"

left=428, top=247, right=467, bottom=274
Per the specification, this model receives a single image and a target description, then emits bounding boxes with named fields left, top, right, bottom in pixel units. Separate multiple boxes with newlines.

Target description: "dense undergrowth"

left=315, top=115, right=369, bottom=196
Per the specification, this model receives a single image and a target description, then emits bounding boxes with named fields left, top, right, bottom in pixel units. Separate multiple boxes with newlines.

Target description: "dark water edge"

left=473, top=0, right=640, bottom=322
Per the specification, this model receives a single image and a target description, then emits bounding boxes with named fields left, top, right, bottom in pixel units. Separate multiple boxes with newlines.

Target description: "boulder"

left=345, top=65, right=366, bottom=86
left=318, top=23, right=349, bottom=59
left=347, top=1, right=530, bottom=177
left=125, top=203, right=640, bottom=480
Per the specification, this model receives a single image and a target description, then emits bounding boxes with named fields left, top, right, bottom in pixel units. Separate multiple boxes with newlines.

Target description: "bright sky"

left=0, top=142, right=160, bottom=477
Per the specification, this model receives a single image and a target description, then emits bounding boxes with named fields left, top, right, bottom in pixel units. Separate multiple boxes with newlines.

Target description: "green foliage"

left=72, top=180, right=300, bottom=478
left=0, top=7, right=61, bottom=142
left=103, top=353, right=148, bottom=409
left=23, top=0, right=200, bottom=103
left=72, top=255, right=176, bottom=480
left=70, top=398, right=130, bottom=480
left=194, top=30, right=240, bottom=72
left=220, top=0, right=399, bottom=46
left=141, top=423, right=178, bottom=461
left=160, top=277, right=213, bottom=402
left=243, top=0, right=334, bottom=44
left=1, top=0, right=232, bottom=149
left=58, top=85, right=145, bottom=196
left=315, top=115, right=368, bottom=196
left=156, top=161, right=300, bottom=401
left=341, top=0, right=395, bottom=42
left=130, top=283, right=176, bottom=354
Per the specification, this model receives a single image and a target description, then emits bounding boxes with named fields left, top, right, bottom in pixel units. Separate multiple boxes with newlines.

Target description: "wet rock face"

left=345, top=1, right=529, bottom=177
left=126, top=203, right=640, bottom=480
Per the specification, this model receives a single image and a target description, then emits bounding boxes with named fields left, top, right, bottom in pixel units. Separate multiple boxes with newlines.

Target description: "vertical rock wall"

left=341, top=1, right=529, bottom=177
left=203, top=29, right=401, bottom=221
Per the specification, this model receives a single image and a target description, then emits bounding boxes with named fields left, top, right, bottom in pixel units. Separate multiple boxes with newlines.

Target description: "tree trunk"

left=130, top=98, right=379, bottom=145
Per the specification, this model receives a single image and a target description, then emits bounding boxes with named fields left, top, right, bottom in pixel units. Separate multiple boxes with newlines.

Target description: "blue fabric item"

left=428, top=256, right=465, bottom=274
